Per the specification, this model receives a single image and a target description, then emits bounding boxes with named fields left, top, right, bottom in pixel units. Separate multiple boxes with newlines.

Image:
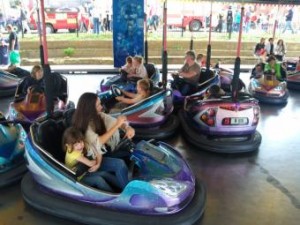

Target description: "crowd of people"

left=254, top=37, right=287, bottom=63
left=215, top=5, right=298, bottom=39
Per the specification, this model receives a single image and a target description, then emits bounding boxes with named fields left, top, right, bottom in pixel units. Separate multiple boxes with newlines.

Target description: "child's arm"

left=76, top=156, right=97, bottom=167
left=88, top=150, right=103, bottom=172
left=122, top=90, right=136, bottom=98
left=116, top=94, right=143, bottom=105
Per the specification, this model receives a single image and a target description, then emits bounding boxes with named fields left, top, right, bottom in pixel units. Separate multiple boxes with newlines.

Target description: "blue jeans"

left=93, top=17, right=100, bottom=34
left=283, top=21, right=294, bottom=34
left=81, top=171, right=116, bottom=192
left=100, top=157, right=129, bottom=189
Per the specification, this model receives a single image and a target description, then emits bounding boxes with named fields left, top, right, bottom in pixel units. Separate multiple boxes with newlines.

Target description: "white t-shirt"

left=85, top=112, right=120, bottom=155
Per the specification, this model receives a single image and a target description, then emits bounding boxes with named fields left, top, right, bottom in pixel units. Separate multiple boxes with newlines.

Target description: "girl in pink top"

left=127, top=56, right=147, bottom=79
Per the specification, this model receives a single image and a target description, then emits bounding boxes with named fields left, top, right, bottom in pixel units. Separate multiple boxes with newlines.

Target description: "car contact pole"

left=36, top=0, right=44, bottom=66
left=162, top=0, right=168, bottom=89
left=205, top=0, right=213, bottom=76
left=40, top=0, right=54, bottom=117
left=144, top=0, right=148, bottom=64
left=232, top=4, right=245, bottom=102
left=189, top=30, right=193, bottom=50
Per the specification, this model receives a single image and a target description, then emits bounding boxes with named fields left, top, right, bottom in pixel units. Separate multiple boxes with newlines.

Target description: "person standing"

left=18, top=2, right=31, bottom=34
left=265, top=38, right=275, bottom=58
left=226, top=6, right=233, bottom=39
left=274, top=39, right=286, bottom=62
left=282, top=8, right=295, bottom=34
left=91, top=2, right=102, bottom=35
left=6, top=24, right=20, bottom=65
left=215, top=13, right=223, bottom=33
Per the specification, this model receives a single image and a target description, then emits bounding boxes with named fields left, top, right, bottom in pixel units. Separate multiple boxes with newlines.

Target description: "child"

left=63, top=127, right=129, bottom=191
left=204, top=85, right=225, bottom=99
left=196, top=53, right=206, bottom=67
left=120, top=56, right=135, bottom=75
left=127, top=55, right=147, bottom=79
left=115, top=79, right=151, bottom=105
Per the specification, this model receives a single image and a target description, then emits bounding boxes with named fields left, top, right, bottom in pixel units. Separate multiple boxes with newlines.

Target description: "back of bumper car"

left=178, top=96, right=262, bottom=153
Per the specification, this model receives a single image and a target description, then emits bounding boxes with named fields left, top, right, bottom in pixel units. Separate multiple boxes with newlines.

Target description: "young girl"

left=127, top=55, right=147, bottom=79
left=115, top=79, right=151, bottom=105
left=274, top=39, right=286, bottom=62
left=120, top=56, right=135, bottom=75
left=63, top=126, right=128, bottom=191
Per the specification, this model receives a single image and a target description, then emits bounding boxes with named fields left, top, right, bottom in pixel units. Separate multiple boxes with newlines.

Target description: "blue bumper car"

left=98, top=85, right=179, bottom=140
left=0, top=112, right=27, bottom=188
left=21, top=113, right=206, bottom=225
left=99, top=63, right=160, bottom=92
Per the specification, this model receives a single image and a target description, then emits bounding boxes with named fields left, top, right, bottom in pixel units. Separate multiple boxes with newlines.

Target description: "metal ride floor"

left=1, top=73, right=300, bottom=225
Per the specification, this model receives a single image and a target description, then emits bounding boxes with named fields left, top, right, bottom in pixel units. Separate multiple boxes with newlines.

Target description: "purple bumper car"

left=21, top=113, right=206, bottom=225
left=179, top=90, right=261, bottom=153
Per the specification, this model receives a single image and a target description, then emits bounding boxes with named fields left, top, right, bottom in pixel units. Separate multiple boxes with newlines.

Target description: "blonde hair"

left=31, top=65, right=42, bottom=79
left=137, top=79, right=150, bottom=92
left=133, top=55, right=144, bottom=65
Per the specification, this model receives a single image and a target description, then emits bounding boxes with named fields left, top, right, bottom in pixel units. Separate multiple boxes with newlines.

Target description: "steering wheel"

left=113, top=138, right=135, bottom=154
left=111, top=84, right=123, bottom=97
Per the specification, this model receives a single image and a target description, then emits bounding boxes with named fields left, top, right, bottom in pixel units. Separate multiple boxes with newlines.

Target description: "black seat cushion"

left=145, top=63, right=156, bottom=78
left=37, top=119, right=66, bottom=162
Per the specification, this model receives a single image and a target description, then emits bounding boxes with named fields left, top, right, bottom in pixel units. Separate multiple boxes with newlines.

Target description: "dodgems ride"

left=178, top=67, right=262, bottom=153
left=21, top=112, right=206, bottom=225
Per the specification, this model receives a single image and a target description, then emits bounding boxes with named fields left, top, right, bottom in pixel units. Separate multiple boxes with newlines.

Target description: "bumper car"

left=249, top=72, right=289, bottom=105
left=178, top=67, right=262, bottom=153
left=99, top=63, right=160, bottom=92
left=172, top=68, right=220, bottom=106
left=285, top=59, right=300, bottom=90
left=98, top=85, right=179, bottom=140
left=0, top=112, right=27, bottom=188
left=171, top=66, right=238, bottom=107
left=21, top=113, right=206, bottom=225
left=8, top=73, right=73, bottom=131
left=0, top=69, right=28, bottom=97
left=286, top=71, right=300, bottom=90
